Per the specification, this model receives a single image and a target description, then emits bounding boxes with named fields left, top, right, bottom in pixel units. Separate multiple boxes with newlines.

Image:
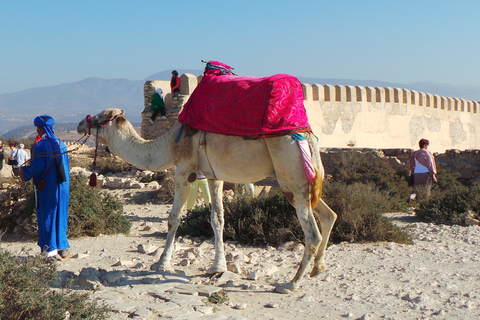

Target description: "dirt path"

left=2, top=198, right=480, bottom=319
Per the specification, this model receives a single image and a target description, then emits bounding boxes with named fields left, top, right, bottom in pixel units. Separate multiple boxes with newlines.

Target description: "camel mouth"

left=77, top=120, right=88, bottom=134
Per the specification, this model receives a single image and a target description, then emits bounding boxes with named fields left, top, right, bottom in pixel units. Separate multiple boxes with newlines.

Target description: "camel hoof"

left=310, top=264, right=325, bottom=277
left=206, top=265, right=227, bottom=275
left=274, top=283, right=298, bottom=294
left=150, top=262, right=174, bottom=273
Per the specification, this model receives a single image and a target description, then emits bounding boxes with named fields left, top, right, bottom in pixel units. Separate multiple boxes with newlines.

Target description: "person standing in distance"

left=13, top=143, right=29, bottom=177
left=408, top=138, right=437, bottom=202
left=170, top=70, right=180, bottom=97
left=0, top=140, right=4, bottom=175
left=20, top=115, right=70, bottom=261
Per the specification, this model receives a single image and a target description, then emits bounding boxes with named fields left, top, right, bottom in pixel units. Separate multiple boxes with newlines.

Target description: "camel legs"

left=206, top=180, right=227, bottom=274
left=310, top=198, right=337, bottom=277
left=151, top=170, right=191, bottom=271
left=275, top=192, right=321, bottom=294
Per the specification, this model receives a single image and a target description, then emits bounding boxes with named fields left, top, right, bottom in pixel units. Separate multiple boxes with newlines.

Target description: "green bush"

left=326, top=150, right=411, bottom=211
left=324, top=181, right=412, bottom=244
left=67, top=174, right=131, bottom=237
left=0, top=249, right=109, bottom=319
left=415, top=182, right=480, bottom=225
left=21, top=174, right=131, bottom=238
left=178, top=184, right=413, bottom=245
left=178, top=206, right=213, bottom=239
left=412, top=167, right=480, bottom=224
left=94, top=155, right=131, bottom=175
left=178, top=193, right=303, bottom=245
left=69, top=152, right=131, bottom=174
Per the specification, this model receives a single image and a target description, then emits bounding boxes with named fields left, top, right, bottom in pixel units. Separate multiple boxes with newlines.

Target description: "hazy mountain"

left=1, top=70, right=479, bottom=137
left=0, top=77, right=144, bottom=136
left=2, top=123, right=79, bottom=140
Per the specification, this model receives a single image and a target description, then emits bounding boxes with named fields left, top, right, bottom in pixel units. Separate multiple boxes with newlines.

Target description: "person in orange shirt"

left=170, top=70, right=180, bottom=97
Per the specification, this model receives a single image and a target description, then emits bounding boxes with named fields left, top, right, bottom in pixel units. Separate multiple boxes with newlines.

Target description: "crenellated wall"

left=142, top=74, right=480, bottom=153
left=302, top=84, right=480, bottom=152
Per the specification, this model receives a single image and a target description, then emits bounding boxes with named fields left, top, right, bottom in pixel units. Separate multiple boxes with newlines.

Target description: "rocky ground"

left=2, top=168, right=480, bottom=319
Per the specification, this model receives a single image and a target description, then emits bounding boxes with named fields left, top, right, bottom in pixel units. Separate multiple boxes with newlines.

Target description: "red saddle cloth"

left=179, top=72, right=311, bottom=137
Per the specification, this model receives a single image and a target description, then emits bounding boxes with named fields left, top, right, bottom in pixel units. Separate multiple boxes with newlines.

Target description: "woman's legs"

left=186, top=179, right=200, bottom=210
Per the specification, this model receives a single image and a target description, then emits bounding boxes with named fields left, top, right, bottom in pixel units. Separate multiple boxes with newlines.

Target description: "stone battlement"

left=302, top=84, right=478, bottom=113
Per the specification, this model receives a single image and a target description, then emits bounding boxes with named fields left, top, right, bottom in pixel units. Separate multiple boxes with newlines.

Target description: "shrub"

left=177, top=206, right=213, bottom=239
left=412, top=167, right=480, bottom=224
left=324, top=181, right=412, bottom=244
left=415, top=183, right=480, bottom=224
left=0, top=249, right=109, bottom=319
left=178, top=193, right=303, bottom=245
left=178, top=184, right=413, bottom=245
left=15, top=174, right=130, bottom=239
left=94, top=155, right=132, bottom=175
left=66, top=174, right=131, bottom=237
left=69, top=152, right=131, bottom=174
left=326, top=150, right=411, bottom=211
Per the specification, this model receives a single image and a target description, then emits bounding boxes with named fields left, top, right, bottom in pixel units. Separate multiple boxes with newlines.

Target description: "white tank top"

left=414, top=158, right=430, bottom=174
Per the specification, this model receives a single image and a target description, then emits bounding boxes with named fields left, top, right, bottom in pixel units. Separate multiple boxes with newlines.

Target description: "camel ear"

left=120, top=109, right=125, bottom=115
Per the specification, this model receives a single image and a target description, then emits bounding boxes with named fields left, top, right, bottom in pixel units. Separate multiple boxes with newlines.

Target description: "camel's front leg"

left=310, top=198, right=337, bottom=277
left=206, top=180, right=227, bottom=274
left=151, top=175, right=190, bottom=271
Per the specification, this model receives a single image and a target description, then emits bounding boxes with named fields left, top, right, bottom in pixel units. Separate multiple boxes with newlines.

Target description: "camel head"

left=77, top=108, right=126, bottom=145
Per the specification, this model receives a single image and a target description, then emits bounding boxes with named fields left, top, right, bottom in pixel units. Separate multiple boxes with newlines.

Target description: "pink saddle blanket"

left=178, top=72, right=311, bottom=137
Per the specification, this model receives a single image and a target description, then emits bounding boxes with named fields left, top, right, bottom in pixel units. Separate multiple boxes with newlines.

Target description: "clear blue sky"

left=1, top=0, right=479, bottom=95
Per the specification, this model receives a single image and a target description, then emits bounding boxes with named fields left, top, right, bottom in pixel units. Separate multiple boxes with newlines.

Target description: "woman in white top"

left=408, top=138, right=437, bottom=202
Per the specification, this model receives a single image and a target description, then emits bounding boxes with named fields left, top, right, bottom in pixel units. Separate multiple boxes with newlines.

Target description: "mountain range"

left=2, top=69, right=480, bottom=138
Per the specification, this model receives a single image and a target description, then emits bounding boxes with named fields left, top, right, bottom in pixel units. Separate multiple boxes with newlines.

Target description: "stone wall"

left=141, top=73, right=480, bottom=153
left=303, top=84, right=480, bottom=153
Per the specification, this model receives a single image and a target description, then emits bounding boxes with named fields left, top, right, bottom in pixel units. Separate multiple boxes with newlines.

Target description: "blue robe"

left=22, top=137, right=70, bottom=253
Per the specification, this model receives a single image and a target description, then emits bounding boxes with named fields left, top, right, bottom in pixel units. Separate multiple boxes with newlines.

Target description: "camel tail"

left=306, top=132, right=323, bottom=209
left=310, top=167, right=322, bottom=209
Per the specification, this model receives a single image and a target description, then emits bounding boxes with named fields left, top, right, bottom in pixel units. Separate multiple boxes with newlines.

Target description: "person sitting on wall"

left=170, top=70, right=180, bottom=98
left=408, top=138, right=437, bottom=203
left=149, top=88, right=166, bottom=124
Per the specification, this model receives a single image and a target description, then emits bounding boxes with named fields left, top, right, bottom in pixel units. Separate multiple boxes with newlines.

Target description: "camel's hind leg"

left=264, top=136, right=322, bottom=294
left=310, top=198, right=337, bottom=277
left=275, top=192, right=321, bottom=294
left=207, top=180, right=227, bottom=274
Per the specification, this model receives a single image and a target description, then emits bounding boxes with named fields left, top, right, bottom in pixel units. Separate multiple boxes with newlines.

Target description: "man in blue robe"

left=20, top=115, right=70, bottom=259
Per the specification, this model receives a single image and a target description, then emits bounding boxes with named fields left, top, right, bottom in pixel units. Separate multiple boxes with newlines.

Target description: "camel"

left=77, top=108, right=337, bottom=293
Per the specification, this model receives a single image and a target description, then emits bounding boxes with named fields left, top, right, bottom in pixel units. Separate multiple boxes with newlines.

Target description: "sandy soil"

left=2, top=188, right=480, bottom=320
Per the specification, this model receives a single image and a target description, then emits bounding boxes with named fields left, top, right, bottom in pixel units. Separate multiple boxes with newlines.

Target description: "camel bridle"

left=85, top=113, right=120, bottom=135
left=84, top=113, right=120, bottom=187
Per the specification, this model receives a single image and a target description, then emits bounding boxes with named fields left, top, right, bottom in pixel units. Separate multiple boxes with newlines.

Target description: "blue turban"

left=34, top=114, right=56, bottom=140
